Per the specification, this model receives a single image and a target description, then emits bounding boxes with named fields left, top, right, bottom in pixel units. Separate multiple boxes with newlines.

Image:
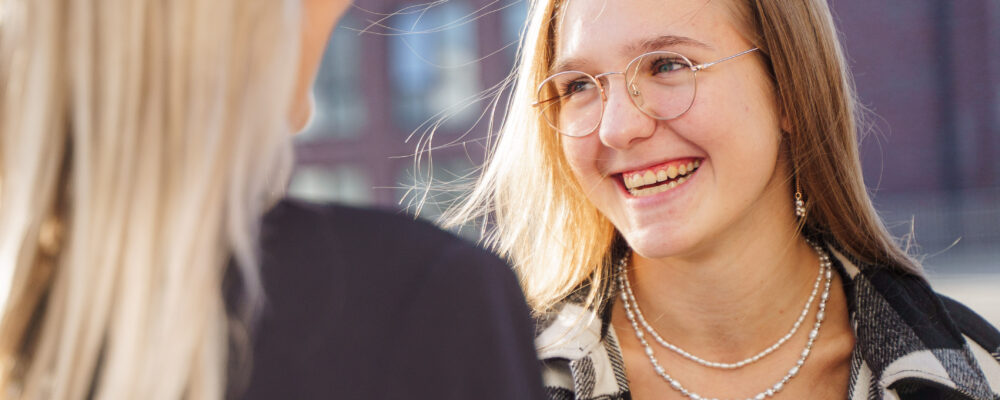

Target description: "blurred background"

left=290, top=0, right=1000, bottom=323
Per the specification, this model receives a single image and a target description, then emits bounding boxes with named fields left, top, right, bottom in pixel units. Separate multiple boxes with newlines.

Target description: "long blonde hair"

left=443, top=0, right=920, bottom=314
left=0, top=0, right=300, bottom=398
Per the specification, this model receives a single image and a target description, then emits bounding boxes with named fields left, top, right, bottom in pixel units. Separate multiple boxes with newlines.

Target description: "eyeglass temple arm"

left=691, top=47, right=760, bottom=72
left=531, top=97, right=561, bottom=108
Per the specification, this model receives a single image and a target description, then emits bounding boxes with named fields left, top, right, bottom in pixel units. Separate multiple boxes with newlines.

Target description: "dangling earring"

left=794, top=178, right=806, bottom=218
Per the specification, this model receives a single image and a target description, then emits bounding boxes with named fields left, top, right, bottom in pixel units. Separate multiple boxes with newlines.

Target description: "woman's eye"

left=652, top=59, right=687, bottom=74
left=561, top=80, right=593, bottom=96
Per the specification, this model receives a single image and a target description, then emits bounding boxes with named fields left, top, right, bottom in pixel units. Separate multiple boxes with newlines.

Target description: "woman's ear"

left=289, top=0, right=352, bottom=133
left=780, top=114, right=793, bottom=135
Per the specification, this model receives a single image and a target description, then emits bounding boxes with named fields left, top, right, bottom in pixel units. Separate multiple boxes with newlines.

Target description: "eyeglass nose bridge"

left=592, top=71, right=643, bottom=101
left=593, top=70, right=653, bottom=121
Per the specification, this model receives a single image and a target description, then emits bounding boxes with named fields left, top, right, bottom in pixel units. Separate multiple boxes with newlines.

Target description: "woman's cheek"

left=561, top=139, right=598, bottom=184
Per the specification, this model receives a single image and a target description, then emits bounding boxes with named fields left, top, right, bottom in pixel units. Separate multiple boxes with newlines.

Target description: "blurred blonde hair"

left=0, top=0, right=300, bottom=398
left=443, top=0, right=920, bottom=315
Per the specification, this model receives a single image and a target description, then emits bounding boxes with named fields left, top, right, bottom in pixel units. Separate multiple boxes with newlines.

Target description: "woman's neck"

left=623, top=217, right=820, bottom=362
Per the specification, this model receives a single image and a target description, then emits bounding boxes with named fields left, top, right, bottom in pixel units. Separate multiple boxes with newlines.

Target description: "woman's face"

left=555, top=0, right=790, bottom=259
left=290, top=0, right=352, bottom=132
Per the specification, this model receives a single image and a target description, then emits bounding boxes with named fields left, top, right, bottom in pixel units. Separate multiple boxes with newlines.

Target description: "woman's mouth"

left=620, top=158, right=701, bottom=197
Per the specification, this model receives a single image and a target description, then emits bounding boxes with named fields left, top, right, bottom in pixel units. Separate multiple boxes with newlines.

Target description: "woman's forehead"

left=554, top=0, right=738, bottom=62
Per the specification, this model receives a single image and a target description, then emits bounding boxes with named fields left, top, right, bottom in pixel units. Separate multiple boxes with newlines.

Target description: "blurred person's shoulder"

left=242, top=198, right=544, bottom=400
left=254, top=197, right=528, bottom=331
left=259, top=198, right=491, bottom=276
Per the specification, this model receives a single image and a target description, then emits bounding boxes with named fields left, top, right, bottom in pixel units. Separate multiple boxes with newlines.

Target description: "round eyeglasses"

left=533, top=48, right=760, bottom=137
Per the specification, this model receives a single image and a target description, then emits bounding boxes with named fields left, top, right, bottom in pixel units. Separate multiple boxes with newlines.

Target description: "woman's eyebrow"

left=549, top=57, right=587, bottom=74
left=623, top=35, right=714, bottom=57
left=549, top=35, right=713, bottom=74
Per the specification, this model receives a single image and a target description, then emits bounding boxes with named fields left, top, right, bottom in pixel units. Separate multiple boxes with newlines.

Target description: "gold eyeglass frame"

left=533, top=47, right=760, bottom=137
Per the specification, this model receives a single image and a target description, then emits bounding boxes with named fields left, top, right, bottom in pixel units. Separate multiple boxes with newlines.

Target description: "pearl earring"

left=795, top=179, right=806, bottom=218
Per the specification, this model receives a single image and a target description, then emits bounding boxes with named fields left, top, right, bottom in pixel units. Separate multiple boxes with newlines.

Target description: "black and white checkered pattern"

left=535, top=243, right=1000, bottom=399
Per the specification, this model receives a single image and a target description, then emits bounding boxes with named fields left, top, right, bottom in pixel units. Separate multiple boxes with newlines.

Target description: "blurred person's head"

left=444, top=0, right=920, bottom=313
left=0, top=0, right=348, bottom=398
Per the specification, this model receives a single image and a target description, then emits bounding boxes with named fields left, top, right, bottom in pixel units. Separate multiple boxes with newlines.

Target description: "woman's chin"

left=623, top=230, right=699, bottom=261
left=288, top=94, right=315, bottom=134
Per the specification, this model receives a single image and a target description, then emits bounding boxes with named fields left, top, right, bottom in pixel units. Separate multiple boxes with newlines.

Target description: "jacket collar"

left=828, top=247, right=996, bottom=399
left=535, top=243, right=997, bottom=400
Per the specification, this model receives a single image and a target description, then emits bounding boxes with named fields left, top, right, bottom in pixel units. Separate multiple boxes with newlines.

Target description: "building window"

left=389, top=1, right=482, bottom=131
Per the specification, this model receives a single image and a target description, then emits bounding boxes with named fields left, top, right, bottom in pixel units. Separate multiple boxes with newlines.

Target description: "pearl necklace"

left=620, top=251, right=824, bottom=369
left=617, top=243, right=833, bottom=400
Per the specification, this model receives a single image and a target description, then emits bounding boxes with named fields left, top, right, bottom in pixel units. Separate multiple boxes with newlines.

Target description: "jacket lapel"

left=830, top=247, right=996, bottom=400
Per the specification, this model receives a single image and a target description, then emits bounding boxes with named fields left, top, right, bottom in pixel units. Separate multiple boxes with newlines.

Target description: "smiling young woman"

left=443, top=0, right=1000, bottom=399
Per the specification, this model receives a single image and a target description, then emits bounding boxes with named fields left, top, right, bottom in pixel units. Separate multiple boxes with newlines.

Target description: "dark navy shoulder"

left=243, top=198, right=543, bottom=400
left=259, top=198, right=502, bottom=278
left=263, top=198, right=475, bottom=252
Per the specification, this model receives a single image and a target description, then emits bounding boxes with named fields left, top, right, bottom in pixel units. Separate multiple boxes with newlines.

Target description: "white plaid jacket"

left=535, top=243, right=1000, bottom=400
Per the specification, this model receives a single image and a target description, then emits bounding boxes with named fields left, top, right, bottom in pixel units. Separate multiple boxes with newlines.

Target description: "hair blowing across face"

left=442, top=0, right=920, bottom=316
left=0, top=0, right=300, bottom=398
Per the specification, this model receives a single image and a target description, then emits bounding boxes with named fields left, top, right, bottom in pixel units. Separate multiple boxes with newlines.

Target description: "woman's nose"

left=596, top=75, right=656, bottom=150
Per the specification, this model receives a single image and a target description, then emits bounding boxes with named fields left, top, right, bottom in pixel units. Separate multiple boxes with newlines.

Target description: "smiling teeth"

left=624, top=163, right=698, bottom=197
left=623, top=161, right=701, bottom=191
left=628, top=176, right=690, bottom=197
left=643, top=171, right=656, bottom=185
